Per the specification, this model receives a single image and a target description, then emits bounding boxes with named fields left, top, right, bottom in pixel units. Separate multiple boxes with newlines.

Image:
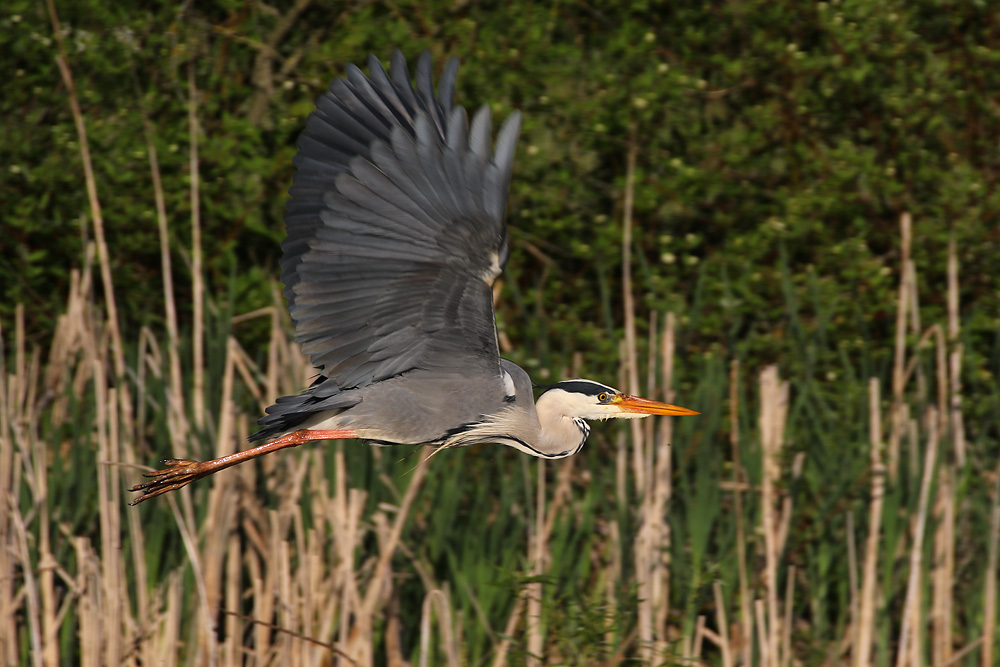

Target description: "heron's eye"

left=598, top=392, right=609, bottom=402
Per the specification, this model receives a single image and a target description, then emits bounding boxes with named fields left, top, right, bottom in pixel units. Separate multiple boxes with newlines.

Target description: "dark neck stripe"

left=543, top=380, right=612, bottom=396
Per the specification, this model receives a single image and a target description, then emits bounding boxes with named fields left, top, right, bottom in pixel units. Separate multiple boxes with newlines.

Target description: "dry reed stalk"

left=846, top=510, right=859, bottom=654
left=70, top=271, right=96, bottom=400
left=605, top=518, right=622, bottom=651
left=189, top=63, right=206, bottom=430
left=906, top=412, right=920, bottom=484
left=615, top=423, right=627, bottom=509
left=203, top=493, right=238, bottom=644
left=329, top=445, right=366, bottom=661
left=277, top=538, right=294, bottom=665
left=91, top=357, right=122, bottom=666
left=616, top=358, right=628, bottom=508
left=781, top=565, right=795, bottom=667
left=626, top=311, right=674, bottom=660
left=419, top=589, right=460, bottom=667
left=888, top=212, right=913, bottom=482
left=0, top=321, right=14, bottom=666
left=385, top=594, right=407, bottom=667
left=759, top=365, right=789, bottom=667
left=108, top=388, right=131, bottom=665
left=72, top=537, right=100, bottom=667
left=525, top=460, right=546, bottom=667
left=135, top=324, right=160, bottom=446
left=897, top=326, right=942, bottom=408
left=230, top=320, right=278, bottom=404
left=43, top=270, right=89, bottom=426
left=201, top=337, right=241, bottom=620
left=164, top=487, right=218, bottom=665
left=45, top=0, right=126, bottom=390
left=47, top=23, right=144, bottom=651
left=246, top=533, right=271, bottom=665
left=14, top=305, right=25, bottom=406
left=652, top=313, right=676, bottom=650
left=491, top=594, right=525, bottom=667
left=906, top=260, right=925, bottom=404
left=755, top=599, right=769, bottom=667
left=935, top=638, right=979, bottom=667
left=895, top=407, right=939, bottom=667
left=634, top=310, right=657, bottom=662
left=982, top=460, right=1000, bottom=667
left=11, top=498, right=44, bottom=667
left=934, top=309, right=956, bottom=665
left=26, top=362, right=39, bottom=440
left=635, top=492, right=653, bottom=662
left=301, top=524, right=323, bottom=660
left=223, top=538, right=240, bottom=667
left=291, top=506, right=311, bottom=663
left=609, top=357, right=626, bottom=655
left=140, top=106, right=188, bottom=456
left=160, top=572, right=182, bottom=667
left=931, top=466, right=954, bottom=666
left=23, top=295, right=82, bottom=667
left=730, top=359, right=753, bottom=666
left=692, top=615, right=706, bottom=657
left=645, top=312, right=659, bottom=462
left=775, top=453, right=805, bottom=556
left=854, top=378, right=885, bottom=667
left=304, top=523, right=325, bottom=662
left=713, top=581, right=734, bottom=667
left=307, top=483, right=340, bottom=657
left=620, top=136, right=645, bottom=496
left=946, top=236, right=966, bottom=466
left=932, top=327, right=948, bottom=439
left=32, top=381, right=58, bottom=667
left=257, top=514, right=282, bottom=665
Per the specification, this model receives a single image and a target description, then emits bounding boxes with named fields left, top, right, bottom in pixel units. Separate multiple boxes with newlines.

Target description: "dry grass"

left=2, top=201, right=993, bottom=665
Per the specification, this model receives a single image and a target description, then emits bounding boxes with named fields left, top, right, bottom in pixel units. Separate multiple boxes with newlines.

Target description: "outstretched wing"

left=282, top=51, right=521, bottom=391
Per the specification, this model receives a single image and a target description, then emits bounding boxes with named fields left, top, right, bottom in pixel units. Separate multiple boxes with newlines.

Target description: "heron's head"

left=538, top=379, right=700, bottom=421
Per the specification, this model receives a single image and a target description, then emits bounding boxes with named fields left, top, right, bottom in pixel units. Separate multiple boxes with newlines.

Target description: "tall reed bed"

left=4, top=209, right=994, bottom=665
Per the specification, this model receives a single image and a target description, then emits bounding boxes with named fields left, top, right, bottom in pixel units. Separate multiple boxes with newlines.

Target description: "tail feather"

left=250, top=378, right=361, bottom=442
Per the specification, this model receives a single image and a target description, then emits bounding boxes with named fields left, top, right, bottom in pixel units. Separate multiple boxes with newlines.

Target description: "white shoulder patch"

left=482, top=251, right=502, bottom=284
left=502, top=369, right=516, bottom=399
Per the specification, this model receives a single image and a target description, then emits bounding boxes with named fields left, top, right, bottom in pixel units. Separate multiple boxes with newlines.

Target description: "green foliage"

left=5, top=0, right=1000, bottom=370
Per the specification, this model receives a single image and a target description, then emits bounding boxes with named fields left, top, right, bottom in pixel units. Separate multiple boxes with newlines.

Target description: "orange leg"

left=129, top=429, right=357, bottom=505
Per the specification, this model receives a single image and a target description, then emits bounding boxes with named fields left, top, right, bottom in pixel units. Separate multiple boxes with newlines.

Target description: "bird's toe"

left=129, top=459, right=209, bottom=505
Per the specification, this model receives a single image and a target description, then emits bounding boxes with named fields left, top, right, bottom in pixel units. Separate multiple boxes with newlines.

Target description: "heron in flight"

left=131, top=52, right=698, bottom=504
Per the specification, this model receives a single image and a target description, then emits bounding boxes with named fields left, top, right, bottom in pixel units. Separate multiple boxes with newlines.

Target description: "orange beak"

left=613, top=394, right=701, bottom=416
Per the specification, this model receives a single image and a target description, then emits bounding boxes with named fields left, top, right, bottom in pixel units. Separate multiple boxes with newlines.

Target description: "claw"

left=129, top=459, right=212, bottom=505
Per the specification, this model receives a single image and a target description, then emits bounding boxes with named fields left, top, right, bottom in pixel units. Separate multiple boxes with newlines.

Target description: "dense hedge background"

left=4, top=0, right=999, bottom=379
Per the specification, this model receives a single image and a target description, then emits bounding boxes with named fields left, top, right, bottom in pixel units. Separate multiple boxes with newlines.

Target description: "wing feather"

left=282, top=51, right=522, bottom=394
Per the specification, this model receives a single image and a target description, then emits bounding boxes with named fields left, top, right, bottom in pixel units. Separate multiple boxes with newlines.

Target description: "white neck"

left=527, top=391, right=591, bottom=458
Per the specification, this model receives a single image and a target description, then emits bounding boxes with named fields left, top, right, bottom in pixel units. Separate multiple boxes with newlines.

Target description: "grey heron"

left=131, top=51, right=698, bottom=504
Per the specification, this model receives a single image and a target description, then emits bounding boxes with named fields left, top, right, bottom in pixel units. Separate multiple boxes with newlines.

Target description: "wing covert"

left=283, top=51, right=521, bottom=391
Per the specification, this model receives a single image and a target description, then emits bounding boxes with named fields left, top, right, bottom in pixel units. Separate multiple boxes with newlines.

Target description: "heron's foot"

left=129, top=459, right=214, bottom=505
